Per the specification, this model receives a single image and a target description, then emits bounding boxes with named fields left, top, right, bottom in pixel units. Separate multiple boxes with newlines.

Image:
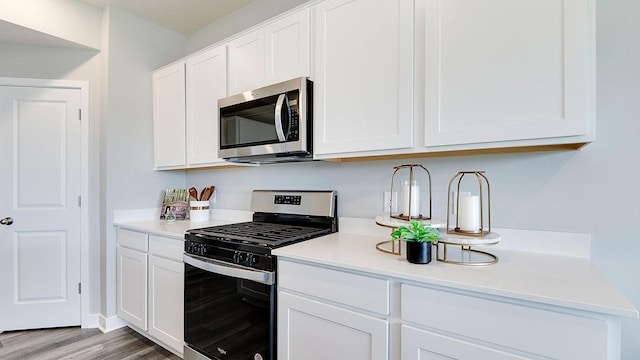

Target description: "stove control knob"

left=233, top=251, right=248, bottom=264
left=247, top=254, right=257, bottom=266
left=193, top=244, right=206, bottom=256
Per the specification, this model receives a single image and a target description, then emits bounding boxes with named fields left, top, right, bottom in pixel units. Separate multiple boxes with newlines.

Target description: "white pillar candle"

left=458, top=195, right=480, bottom=232
left=402, top=180, right=420, bottom=217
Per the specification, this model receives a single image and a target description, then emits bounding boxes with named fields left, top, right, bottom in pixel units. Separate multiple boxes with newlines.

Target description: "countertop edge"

left=273, top=235, right=639, bottom=320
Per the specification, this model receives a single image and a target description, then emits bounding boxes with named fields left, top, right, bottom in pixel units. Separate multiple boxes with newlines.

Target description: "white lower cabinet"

left=278, top=292, right=388, bottom=360
left=401, top=325, right=526, bottom=360
left=277, top=259, right=620, bottom=360
left=277, top=259, right=390, bottom=360
left=148, top=236, right=184, bottom=354
left=401, top=284, right=611, bottom=360
left=116, top=245, right=148, bottom=330
left=116, top=229, right=184, bottom=355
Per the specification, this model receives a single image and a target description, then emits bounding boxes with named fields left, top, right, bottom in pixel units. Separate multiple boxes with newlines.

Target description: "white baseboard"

left=98, top=314, right=128, bottom=333
left=82, top=313, right=100, bottom=329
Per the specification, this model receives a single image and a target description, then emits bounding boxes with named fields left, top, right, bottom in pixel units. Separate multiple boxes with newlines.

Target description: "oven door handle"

left=183, top=254, right=275, bottom=285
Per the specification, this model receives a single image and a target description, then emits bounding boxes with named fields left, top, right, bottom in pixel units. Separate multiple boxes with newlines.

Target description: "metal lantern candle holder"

left=390, top=164, right=432, bottom=220
left=446, top=171, right=491, bottom=237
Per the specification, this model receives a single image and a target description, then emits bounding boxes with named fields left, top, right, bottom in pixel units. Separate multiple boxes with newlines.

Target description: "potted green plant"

left=391, top=220, right=442, bottom=264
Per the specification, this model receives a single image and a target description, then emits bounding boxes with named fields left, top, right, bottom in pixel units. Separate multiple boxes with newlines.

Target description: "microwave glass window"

left=220, top=90, right=299, bottom=149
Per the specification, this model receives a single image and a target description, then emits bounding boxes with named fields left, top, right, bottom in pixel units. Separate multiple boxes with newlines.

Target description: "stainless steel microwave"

left=218, top=77, right=313, bottom=164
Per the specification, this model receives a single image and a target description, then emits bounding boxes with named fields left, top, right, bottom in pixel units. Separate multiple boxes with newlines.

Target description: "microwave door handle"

left=274, top=94, right=288, bottom=142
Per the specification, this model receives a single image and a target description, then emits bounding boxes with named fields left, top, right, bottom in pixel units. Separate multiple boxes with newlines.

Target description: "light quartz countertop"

left=114, top=217, right=638, bottom=319
left=114, top=219, right=232, bottom=239
left=273, top=232, right=639, bottom=319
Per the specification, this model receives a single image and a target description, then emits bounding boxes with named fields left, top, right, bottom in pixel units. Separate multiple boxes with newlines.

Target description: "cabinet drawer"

left=117, top=228, right=148, bottom=252
left=149, top=235, right=183, bottom=262
left=402, top=325, right=526, bottom=360
left=278, top=292, right=389, bottom=360
left=401, top=284, right=609, bottom=359
left=279, top=260, right=389, bottom=315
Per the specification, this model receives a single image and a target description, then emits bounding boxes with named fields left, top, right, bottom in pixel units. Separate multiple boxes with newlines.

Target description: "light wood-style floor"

left=0, top=326, right=181, bottom=360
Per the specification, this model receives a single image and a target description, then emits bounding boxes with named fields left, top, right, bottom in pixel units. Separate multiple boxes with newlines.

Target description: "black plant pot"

left=406, top=241, right=432, bottom=264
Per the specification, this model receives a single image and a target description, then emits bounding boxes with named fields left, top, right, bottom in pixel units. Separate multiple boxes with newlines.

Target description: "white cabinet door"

left=278, top=292, right=388, bottom=360
left=227, top=30, right=265, bottom=95
left=148, top=254, right=184, bottom=354
left=152, top=62, right=186, bottom=168
left=186, top=46, right=227, bottom=166
left=401, top=325, right=528, bottom=360
left=424, top=0, right=593, bottom=147
left=313, top=0, right=414, bottom=156
left=116, top=246, right=148, bottom=330
left=264, top=7, right=311, bottom=84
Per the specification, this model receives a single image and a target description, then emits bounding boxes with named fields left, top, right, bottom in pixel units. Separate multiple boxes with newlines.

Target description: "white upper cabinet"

left=185, top=46, right=227, bottom=167
left=227, top=7, right=311, bottom=96
left=264, top=8, right=311, bottom=85
left=152, top=62, right=186, bottom=168
left=153, top=0, right=595, bottom=165
left=424, top=0, right=594, bottom=147
left=153, top=45, right=230, bottom=170
left=313, top=0, right=414, bottom=157
left=227, top=29, right=265, bottom=95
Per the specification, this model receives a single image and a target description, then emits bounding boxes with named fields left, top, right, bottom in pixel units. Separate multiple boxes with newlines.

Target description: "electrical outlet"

left=383, top=192, right=398, bottom=213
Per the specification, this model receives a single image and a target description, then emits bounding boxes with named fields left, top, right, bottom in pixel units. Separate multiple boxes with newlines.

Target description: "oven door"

left=183, top=254, right=275, bottom=360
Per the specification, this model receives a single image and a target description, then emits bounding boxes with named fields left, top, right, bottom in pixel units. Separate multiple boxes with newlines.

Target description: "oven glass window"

left=184, top=263, right=274, bottom=360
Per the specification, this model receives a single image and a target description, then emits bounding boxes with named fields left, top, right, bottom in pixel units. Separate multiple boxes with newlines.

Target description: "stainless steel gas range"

left=183, top=190, right=338, bottom=360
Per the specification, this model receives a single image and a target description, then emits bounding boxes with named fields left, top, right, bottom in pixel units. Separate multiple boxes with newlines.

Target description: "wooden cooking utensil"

left=189, top=187, right=198, bottom=201
left=205, top=186, right=215, bottom=201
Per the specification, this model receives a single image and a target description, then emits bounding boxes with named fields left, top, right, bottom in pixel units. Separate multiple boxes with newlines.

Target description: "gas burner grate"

left=191, top=221, right=331, bottom=247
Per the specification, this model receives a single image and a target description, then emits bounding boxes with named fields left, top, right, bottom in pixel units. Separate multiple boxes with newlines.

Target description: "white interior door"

left=0, top=85, right=82, bottom=331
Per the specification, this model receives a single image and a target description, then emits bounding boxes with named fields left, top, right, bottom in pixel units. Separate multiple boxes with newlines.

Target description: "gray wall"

left=185, top=0, right=640, bottom=357
left=101, top=6, right=186, bottom=317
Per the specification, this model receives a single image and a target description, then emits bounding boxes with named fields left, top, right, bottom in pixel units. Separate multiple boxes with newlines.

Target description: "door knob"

left=0, top=217, right=13, bottom=226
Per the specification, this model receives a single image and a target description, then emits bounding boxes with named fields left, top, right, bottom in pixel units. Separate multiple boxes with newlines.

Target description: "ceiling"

left=78, top=0, right=254, bottom=35
left=0, top=0, right=254, bottom=49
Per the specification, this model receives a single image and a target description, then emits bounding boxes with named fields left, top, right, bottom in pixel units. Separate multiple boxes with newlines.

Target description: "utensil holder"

left=190, top=201, right=210, bottom=222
